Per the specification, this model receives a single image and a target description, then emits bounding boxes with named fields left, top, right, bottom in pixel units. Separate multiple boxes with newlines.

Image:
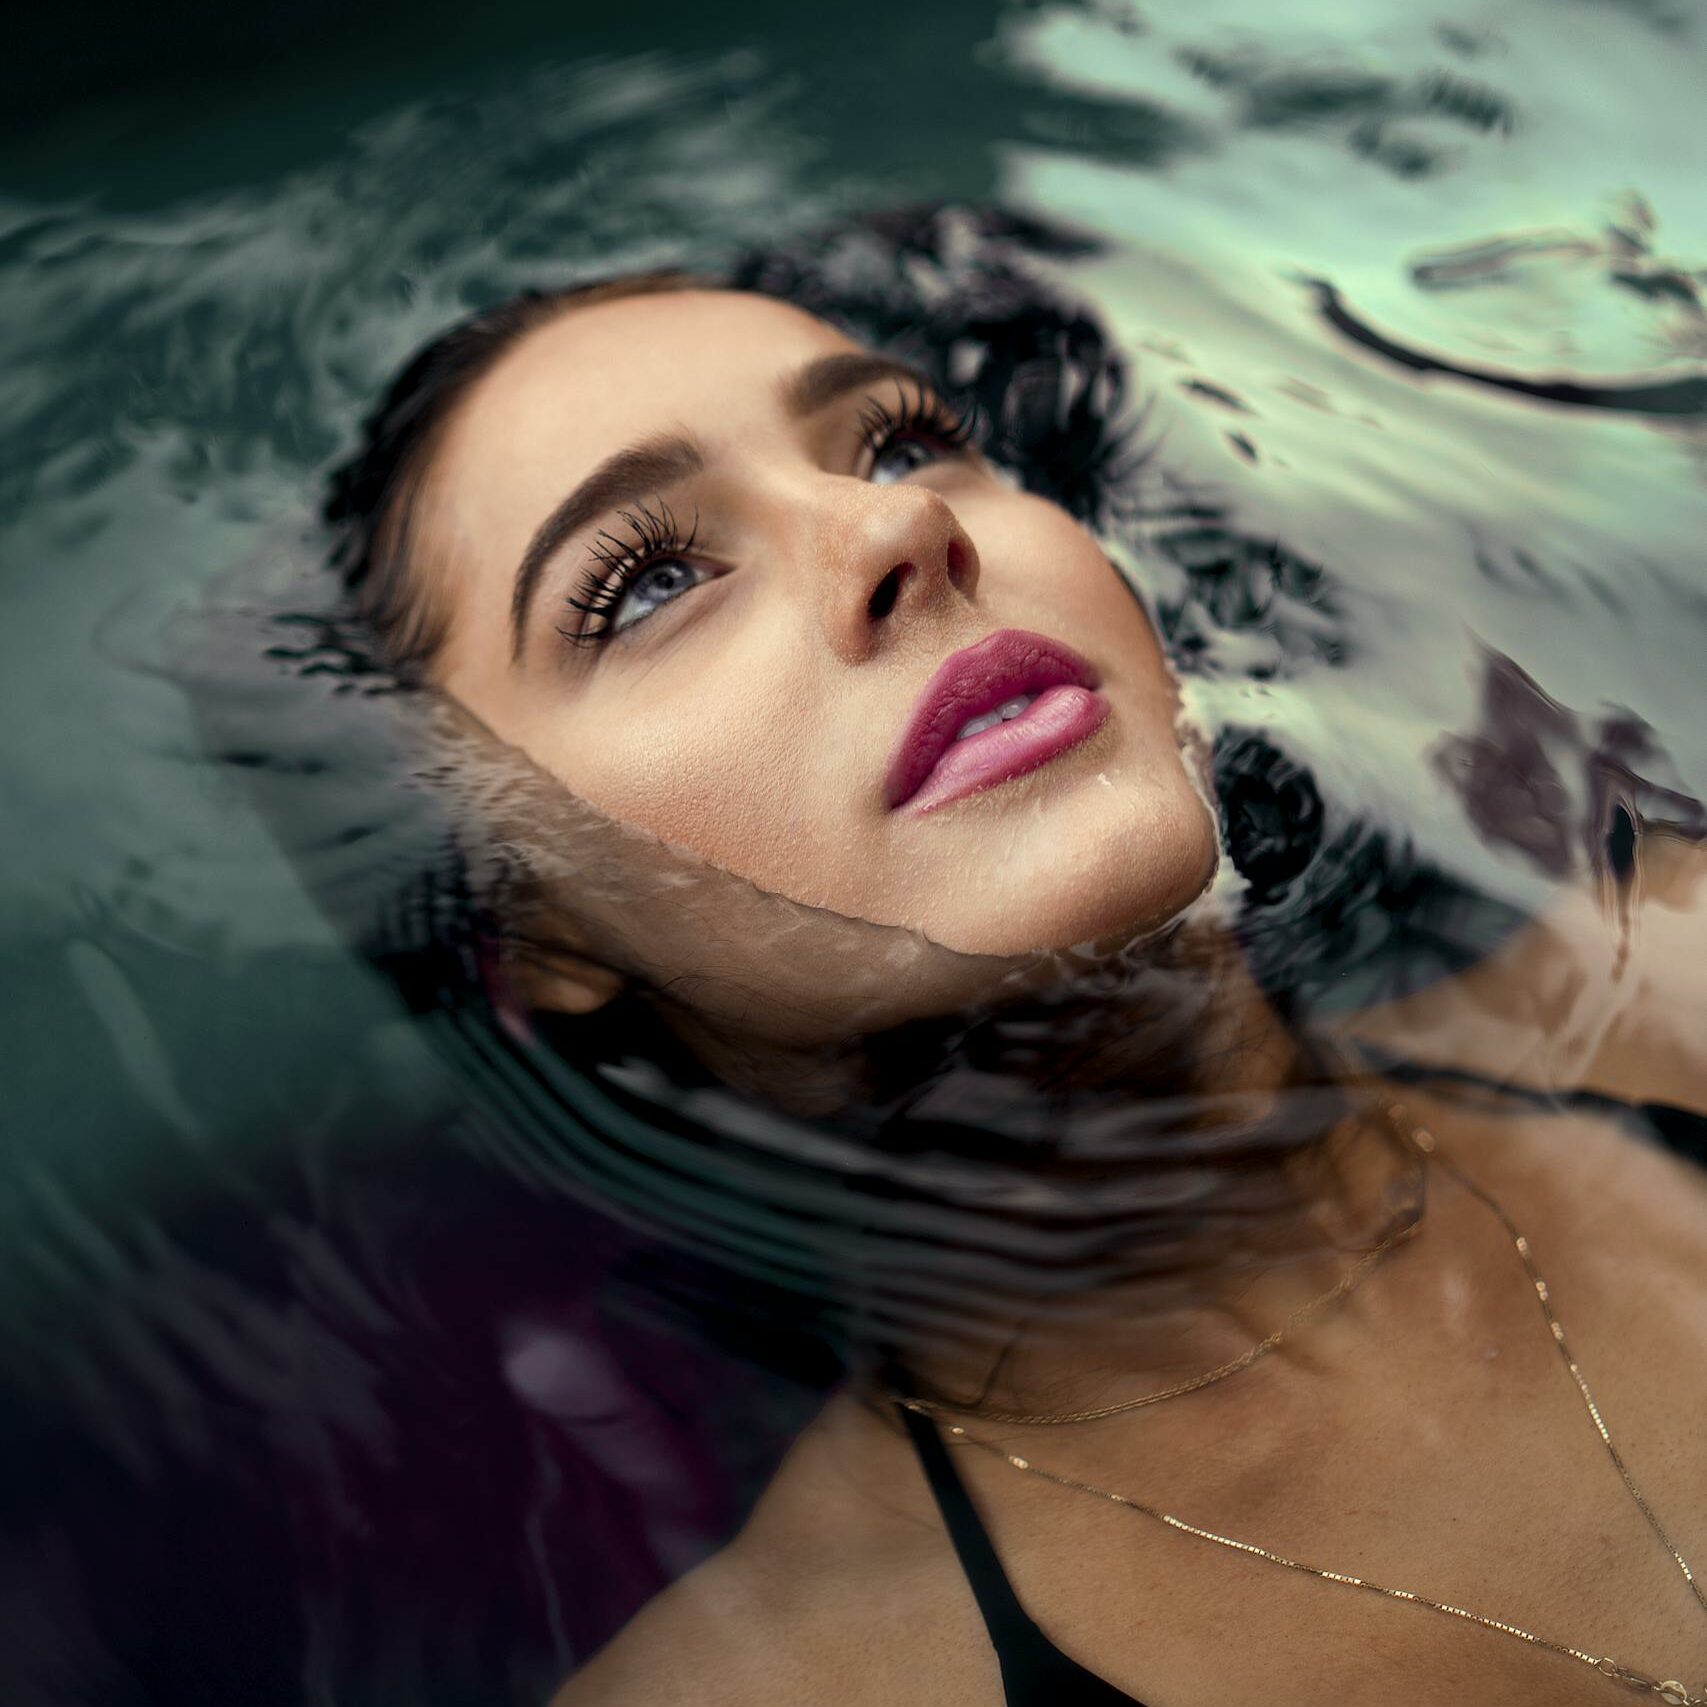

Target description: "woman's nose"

left=809, top=480, right=979, bottom=662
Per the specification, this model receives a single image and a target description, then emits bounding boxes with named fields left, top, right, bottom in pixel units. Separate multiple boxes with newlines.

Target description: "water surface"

left=1, top=2, right=1703, bottom=1702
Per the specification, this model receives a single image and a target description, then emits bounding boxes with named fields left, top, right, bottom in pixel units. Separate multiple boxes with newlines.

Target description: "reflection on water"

left=1, top=1, right=1704, bottom=1702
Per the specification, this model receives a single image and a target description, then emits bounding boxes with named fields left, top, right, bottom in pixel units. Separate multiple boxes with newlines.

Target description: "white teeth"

left=953, top=694, right=1036, bottom=741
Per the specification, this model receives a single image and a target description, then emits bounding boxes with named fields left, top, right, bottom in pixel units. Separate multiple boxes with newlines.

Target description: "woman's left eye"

left=609, top=557, right=713, bottom=633
left=869, top=436, right=945, bottom=486
left=859, top=387, right=977, bottom=487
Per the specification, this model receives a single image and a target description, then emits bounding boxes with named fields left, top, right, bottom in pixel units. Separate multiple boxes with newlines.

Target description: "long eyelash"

left=857, top=381, right=980, bottom=460
left=559, top=498, right=699, bottom=646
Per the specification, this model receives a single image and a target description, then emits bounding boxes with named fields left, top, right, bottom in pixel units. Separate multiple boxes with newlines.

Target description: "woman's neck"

left=908, top=1101, right=1422, bottom=1420
left=895, top=929, right=1427, bottom=1422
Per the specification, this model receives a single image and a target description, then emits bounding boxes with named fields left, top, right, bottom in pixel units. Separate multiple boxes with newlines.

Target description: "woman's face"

left=424, top=289, right=1217, bottom=962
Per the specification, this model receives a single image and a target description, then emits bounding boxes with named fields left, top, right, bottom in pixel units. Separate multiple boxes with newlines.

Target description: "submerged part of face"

left=422, top=694, right=1104, bottom=1083
left=421, top=288, right=1218, bottom=979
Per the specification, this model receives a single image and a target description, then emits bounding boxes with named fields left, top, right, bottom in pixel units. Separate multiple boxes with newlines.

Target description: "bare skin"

left=1342, top=830, right=1707, bottom=1119
left=551, top=1092, right=1707, bottom=1706
left=394, top=287, right=1707, bottom=1704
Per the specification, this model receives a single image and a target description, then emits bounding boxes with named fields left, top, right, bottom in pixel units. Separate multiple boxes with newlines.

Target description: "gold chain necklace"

left=901, top=1106, right=1706, bottom=1705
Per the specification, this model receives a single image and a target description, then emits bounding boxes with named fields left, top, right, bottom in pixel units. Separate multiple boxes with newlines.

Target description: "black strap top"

left=897, top=1402, right=1146, bottom=1706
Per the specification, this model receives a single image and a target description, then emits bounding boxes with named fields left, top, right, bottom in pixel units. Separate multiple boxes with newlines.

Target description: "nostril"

left=867, top=563, right=910, bottom=621
left=945, top=538, right=970, bottom=587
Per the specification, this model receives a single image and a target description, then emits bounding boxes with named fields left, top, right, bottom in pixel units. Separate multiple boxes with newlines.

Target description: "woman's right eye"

left=563, top=501, right=714, bottom=646
left=608, top=557, right=713, bottom=634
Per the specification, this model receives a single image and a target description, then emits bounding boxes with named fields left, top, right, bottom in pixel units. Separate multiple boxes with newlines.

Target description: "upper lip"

left=884, top=628, right=1100, bottom=810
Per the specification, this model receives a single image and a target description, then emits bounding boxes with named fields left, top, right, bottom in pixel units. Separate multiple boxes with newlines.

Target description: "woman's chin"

left=906, top=816, right=1223, bottom=960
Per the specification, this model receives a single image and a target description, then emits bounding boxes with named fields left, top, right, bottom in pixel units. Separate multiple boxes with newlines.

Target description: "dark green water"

left=1, top=2, right=1703, bottom=1702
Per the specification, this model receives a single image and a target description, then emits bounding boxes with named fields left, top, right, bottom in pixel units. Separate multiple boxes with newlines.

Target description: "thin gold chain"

left=907, top=1124, right=1427, bottom=1428
left=1433, top=1126, right=1707, bottom=1630
left=902, top=1106, right=1706, bottom=1705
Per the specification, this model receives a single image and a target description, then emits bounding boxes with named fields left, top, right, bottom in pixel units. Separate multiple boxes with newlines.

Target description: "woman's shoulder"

left=545, top=1529, right=961, bottom=1707
left=549, top=1392, right=985, bottom=1707
left=545, top=1542, right=827, bottom=1707
left=1339, top=835, right=1707, bottom=1118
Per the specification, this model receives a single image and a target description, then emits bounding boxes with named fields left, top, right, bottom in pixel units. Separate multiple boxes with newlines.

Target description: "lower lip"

left=901, top=685, right=1109, bottom=815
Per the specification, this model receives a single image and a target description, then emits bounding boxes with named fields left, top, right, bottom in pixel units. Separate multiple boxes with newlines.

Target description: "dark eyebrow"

left=780, top=351, right=935, bottom=419
left=510, top=357, right=929, bottom=659
left=510, top=434, right=703, bottom=660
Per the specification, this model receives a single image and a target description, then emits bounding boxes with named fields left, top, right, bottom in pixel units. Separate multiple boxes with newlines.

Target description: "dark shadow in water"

left=1307, top=277, right=1707, bottom=416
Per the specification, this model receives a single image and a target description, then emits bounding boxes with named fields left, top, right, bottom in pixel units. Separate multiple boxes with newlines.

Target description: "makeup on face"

left=507, top=354, right=970, bottom=660
left=884, top=628, right=1109, bottom=816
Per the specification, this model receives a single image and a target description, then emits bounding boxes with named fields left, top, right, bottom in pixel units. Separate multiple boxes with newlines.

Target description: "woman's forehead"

left=424, top=288, right=868, bottom=670
left=446, top=288, right=862, bottom=476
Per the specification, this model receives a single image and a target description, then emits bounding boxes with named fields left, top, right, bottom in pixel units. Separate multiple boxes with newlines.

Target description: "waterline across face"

left=422, top=288, right=1218, bottom=960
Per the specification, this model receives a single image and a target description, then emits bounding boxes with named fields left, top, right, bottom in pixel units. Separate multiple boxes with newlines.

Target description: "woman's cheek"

left=555, top=698, right=833, bottom=898
left=979, top=500, right=1144, bottom=632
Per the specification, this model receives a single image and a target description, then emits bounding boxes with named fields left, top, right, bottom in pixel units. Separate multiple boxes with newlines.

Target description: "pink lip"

left=885, top=628, right=1109, bottom=814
